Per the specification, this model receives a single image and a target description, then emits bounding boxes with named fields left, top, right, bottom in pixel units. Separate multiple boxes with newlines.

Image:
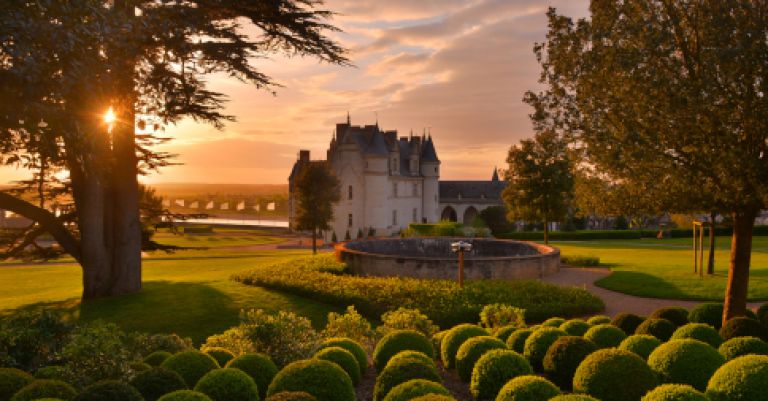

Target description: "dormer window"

left=348, top=185, right=353, bottom=200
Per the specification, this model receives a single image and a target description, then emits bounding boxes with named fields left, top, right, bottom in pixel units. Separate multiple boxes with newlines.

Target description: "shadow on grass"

left=595, top=270, right=693, bottom=300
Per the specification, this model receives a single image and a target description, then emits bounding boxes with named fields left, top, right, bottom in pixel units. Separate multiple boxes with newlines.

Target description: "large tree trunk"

left=722, top=208, right=757, bottom=326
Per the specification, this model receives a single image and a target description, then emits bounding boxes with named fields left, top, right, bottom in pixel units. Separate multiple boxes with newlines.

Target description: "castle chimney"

left=299, top=150, right=310, bottom=162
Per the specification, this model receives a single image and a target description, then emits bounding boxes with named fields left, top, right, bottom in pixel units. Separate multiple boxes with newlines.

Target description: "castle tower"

left=420, top=134, right=440, bottom=223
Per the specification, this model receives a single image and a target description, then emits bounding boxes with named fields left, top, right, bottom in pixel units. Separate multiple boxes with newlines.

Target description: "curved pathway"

left=541, top=266, right=761, bottom=316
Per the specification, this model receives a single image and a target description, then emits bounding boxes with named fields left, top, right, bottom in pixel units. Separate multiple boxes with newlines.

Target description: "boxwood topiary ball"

left=373, top=359, right=441, bottom=401
left=145, top=351, right=174, bottom=367
left=0, top=367, right=33, bottom=401
left=494, top=325, right=519, bottom=343
left=505, top=329, right=533, bottom=354
left=495, top=375, right=560, bottom=401
left=549, top=396, right=600, bottom=401
left=314, top=347, right=360, bottom=385
left=381, top=379, right=449, bottom=401
left=586, top=315, right=611, bottom=325
left=635, top=318, right=677, bottom=341
left=640, top=384, right=708, bottom=401
left=374, top=330, right=434, bottom=371
left=385, top=351, right=436, bottom=370
left=647, top=339, right=725, bottom=391
left=720, top=317, right=768, bottom=342
left=649, top=307, right=689, bottom=327
left=409, top=395, right=456, bottom=401
left=130, top=367, right=187, bottom=401
left=671, top=323, right=723, bottom=348
left=264, top=392, right=317, bottom=401
left=523, top=327, right=567, bottom=372
left=689, top=303, right=724, bottom=329
left=718, top=336, right=768, bottom=360
left=573, top=348, right=658, bottom=401
left=584, top=324, right=627, bottom=349
left=73, top=380, right=143, bottom=401
left=317, top=338, right=368, bottom=375
left=33, top=366, right=66, bottom=380
left=267, top=359, right=354, bottom=401
left=226, top=354, right=278, bottom=400
left=559, top=320, right=591, bottom=337
left=157, top=390, right=213, bottom=401
left=161, top=350, right=220, bottom=388
left=470, top=349, right=531, bottom=401
left=706, top=354, right=768, bottom=401
left=455, top=336, right=506, bottom=382
left=542, top=336, right=598, bottom=390
left=611, top=313, right=645, bottom=335
left=10, top=379, right=77, bottom=401
left=618, top=335, right=662, bottom=360
left=542, top=317, right=566, bottom=328
left=440, top=324, right=488, bottom=369
left=193, top=368, right=259, bottom=401
left=203, top=348, right=235, bottom=367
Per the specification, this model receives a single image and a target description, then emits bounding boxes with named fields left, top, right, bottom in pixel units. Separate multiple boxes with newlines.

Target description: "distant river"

left=181, top=217, right=289, bottom=228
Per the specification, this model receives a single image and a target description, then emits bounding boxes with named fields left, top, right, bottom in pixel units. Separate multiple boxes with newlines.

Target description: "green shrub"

left=718, top=337, right=768, bottom=360
left=542, top=336, right=598, bottom=390
left=0, top=368, right=33, bottom=401
left=689, top=303, right=725, bottom=329
left=455, top=336, right=506, bottom=382
left=671, top=323, right=723, bottom=348
left=470, top=349, right=531, bottom=401
left=495, top=375, right=560, bottom=401
left=549, top=396, right=600, bottom=401
left=499, top=229, right=643, bottom=241
left=479, top=304, right=526, bottom=330
left=378, top=308, right=439, bottom=339
left=144, top=351, right=174, bottom=367
left=647, top=339, right=725, bottom=391
left=409, top=395, right=456, bottom=401
left=505, top=329, right=532, bottom=354
left=618, top=335, right=662, bottom=360
left=431, top=331, right=447, bottom=355
left=267, top=359, right=354, bottom=401
left=0, top=311, right=73, bottom=372
left=264, top=392, right=316, bottom=401
left=381, top=379, right=449, bottom=401
left=160, top=350, right=220, bottom=388
left=202, top=348, right=235, bottom=367
left=385, top=351, right=436, bottom=370
left=157, top=390, right=213, bottom=401
left=494, top=325, right=519, bottom=343
left=10, top=380, right=77, bottom=401
left=193, top=368, right=259, bottom=401
left=706, top=355, right=768, bottom=401
left=130, top=367, right=188, bottom=401
left=226, top=354, right=278, bottom=400
left=720, top=317, right=768, bottom=342
left=440, top=324, right=487, bottom=369
left=131, top=333, right=193, bottom=357
left=586, top=315, right=611, bottom=325
left=636, top=318, right=677, bottom=341
left=523, top=327, right=567, bottom=372
left=584, top=324, right=627, bottom=349
left=542, top=317, right=566, bottom=328
left=561, top=255, right=600, bottom=266
left=373, top=359, right=441, bottom=401
left=559, top=319, right=591, bottom=336
left=573, top=349, right=658, bottom=401
left=316, top=338, right=367, bottom=375
left=233, top=255, right=604, bottom=328
left=611, top=313, right=645, bottom=335
left=314, top=347, right=360, bottom=385
left=757, top=303, right=768, bottom=325
left=373, top=330, right=433, bottom=371
left=132, top=362, right=152, bottom=373
left=322, top=306, right=374, bottom=347
left=73, top=380, right=143, bottom=401
left=640, top=384, right=708, bottom=401
left=59, top=322, right=134, bottom=389
left=649, top=307, right=689, bottom=327
left=34, top=366, right=66, bottom=380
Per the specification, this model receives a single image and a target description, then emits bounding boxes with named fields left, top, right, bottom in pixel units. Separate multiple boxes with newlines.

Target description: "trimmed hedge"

left=689, top=303, right=725, bottom=329
left=409, top=395, right=456, bottom=401
left=649, top=307, right=689, bottom=327
left=720, top=317, right=768, bottom=342
left=385, top=351, right=436, bottom=370
left=440, top=324, right=488, bottom=369
left=560, top=319, right=591, bottom=337
left=542, top=336, right=598, bottom=390
left=9, top=380, right=77, bottom=401
left=34, top=367, right=65, bottom=381
left=264, top=392, right=316, bottom=401
left=499, top=230, right=643, bottom=241
left=618, top=335, right=662, bottom=360
left=495, top=375, right=560, bottom=401
left=267, top=359, right=354, bottom=401
left=130, top=368, right=188, bottom=401
left=757, top=303, right=768, bottom=325
left=494, top=325, right=519, bottom=343
left=144, top=351, right=174, bottom=367
left=470, top=349, right=532, bottom=401
left=706, top=355, right=768, bottom=401
left=523, top=327, right=567, bottom=372
left=542, top=317, right=567, bottom=328
left=203, top=348, right=235, bottom=368
left=718, top=337, right=768, bottom=360
left=640, top=384, right=708, bottom=401
left=0, top=368, right=33, bottom=401
left=160, top=351, right=220, bottom=388
left=314, top=347, right=360, bottom=385
left=193, top=368, right=259, bottom=401
left=157, top=390, right=213, bottom=401
left=317, top=338, right=367, bottom=375
left=73, top=380, right=143, bottom=401
left=455, top=336, right=506, bottom=382
left=647, top=339, right=725, bottom=391
left=373, top=359, right=441, bottom=401
left=587, top=315, right=611, bottom=325
left=635, top=318, right=677, bottom=341
left=550, top=396, right=600, bottom=401
left=226, top=354, right=278, bottom=400
left=374, top=330, right=434, bottom=371
left=381, top=379, right=449, bottom=401
left=671, top=323, right=723, bottom=348
left=573, top=349, right=658, bottom=401
left=611, top=313, right=645, bottom=335
left=505, top=329, right=533, bottom=354
left=584, top=324, right=627, bottom=349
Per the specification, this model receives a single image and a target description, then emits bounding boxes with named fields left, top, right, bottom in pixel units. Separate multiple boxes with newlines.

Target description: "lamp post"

left=451, top=241, right=473, bottom=287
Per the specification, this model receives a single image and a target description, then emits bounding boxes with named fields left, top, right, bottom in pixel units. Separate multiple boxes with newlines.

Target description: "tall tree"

left=503, top=131, right=574, bottom=244
left=530, top=2, right=768, bottom=324
left=0, top=0, right=348, bottom=299
left=294, top=162, right=340, bottom=254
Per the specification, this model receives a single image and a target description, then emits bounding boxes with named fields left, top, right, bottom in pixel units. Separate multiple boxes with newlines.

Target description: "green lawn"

left=555, top=236, right=768, bottom=301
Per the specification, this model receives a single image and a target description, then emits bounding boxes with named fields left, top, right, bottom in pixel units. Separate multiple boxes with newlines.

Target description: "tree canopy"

left=294, top=162, right=340, bottom=254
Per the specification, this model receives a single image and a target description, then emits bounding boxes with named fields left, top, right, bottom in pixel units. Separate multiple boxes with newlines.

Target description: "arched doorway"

left=463, top=206, right=478, bottom=225
left=441, top=206, right=457, bottom=222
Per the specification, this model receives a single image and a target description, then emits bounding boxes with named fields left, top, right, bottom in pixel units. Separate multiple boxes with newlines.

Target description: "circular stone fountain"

left=335, top=237, right=560, bottom=280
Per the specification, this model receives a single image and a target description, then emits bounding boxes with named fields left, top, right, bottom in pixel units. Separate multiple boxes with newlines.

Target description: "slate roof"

left=439, top=180, right=506, bottom=203
left=421, top=136, right=439, bottom=162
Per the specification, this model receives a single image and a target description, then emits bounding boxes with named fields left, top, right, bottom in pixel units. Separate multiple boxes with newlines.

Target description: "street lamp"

left=451, top=241, right=472, bottom=287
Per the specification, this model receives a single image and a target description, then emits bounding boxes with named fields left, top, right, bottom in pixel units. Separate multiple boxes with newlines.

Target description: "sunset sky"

left=5, top=0, right=589, bottom=185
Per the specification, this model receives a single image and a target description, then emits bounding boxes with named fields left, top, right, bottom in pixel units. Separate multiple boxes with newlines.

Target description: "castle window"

left=392, top=210, right=398, bottom=226
left=393, top=182, right=398, bottom=197
left=412, top=183, right=418, bottom=196
left=412, top=208, right=417, bottom=222
left=348, top=213, right=353, bottom=227
left=434, top=167, right=437, bottom=173
left=348, top=185, right=353, bottom=200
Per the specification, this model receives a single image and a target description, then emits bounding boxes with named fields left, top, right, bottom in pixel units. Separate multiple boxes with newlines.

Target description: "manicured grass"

left=555, top=236, right=768, bottom=301
left=151, top=229, right=286, bottom=248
